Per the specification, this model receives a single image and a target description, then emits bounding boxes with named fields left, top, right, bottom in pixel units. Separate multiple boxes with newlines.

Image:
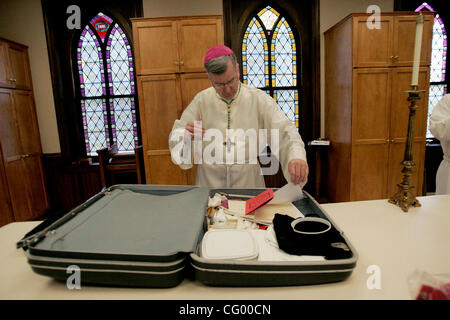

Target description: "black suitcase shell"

left=17, top=185, right=358, bottom=287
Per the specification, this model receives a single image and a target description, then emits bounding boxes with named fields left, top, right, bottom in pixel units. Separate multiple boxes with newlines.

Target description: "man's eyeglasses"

left=211, top=77, right=238, bottom=88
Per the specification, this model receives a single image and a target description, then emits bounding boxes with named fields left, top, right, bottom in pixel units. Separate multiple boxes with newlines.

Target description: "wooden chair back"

left=97, top=144, right=145, bottom=187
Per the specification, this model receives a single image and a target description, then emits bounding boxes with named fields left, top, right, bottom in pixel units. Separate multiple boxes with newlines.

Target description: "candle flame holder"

left=388, top=85, right=425, bottom=212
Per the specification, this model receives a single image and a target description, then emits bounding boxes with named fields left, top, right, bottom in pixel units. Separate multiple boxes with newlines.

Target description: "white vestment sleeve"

left=430, top=94, right=450, bottom=142
left=429, top=94, right=450, bottom=194
left=168, top=95, right=201, bottom=170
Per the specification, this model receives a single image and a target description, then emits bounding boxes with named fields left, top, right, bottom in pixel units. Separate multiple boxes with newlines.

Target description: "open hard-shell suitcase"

left=17, top=184, right=358, bottom=287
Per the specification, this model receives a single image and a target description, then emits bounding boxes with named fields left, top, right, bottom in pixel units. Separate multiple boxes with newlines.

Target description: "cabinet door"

left=23, top=155, right=50, bottom=219
left=13, top=90, right=43, bottom=156
left=132, top=20, right=180, bottom=75
left=180, top=73, right=211, bottom=110
left=393, top=15, right=433, bottom=67
left=3, top=159, right=31, bottom=221
left=0, top=90, right=30, bottom=221
left=0, top=41, right=13, bottom=88
left=0, top=89, right=27, bottom=219
left=13, top=90, right=49, bottom=218
left=178, top=18, right=223, bottom=73
left=137, top=74, right=188, bottom=184
left=353, top=16, right=394, bottom=67
left=0, top=89, right=22, bottom=162
left=0, top=89, right=48, bottom=221
left=351, top=144, right=390, bottom=201
left=0, top=146, right=14, bottom=227
left=390, top=67, right=430, bottom=141
left=7, top=42, right=32, bottom=90
left=351, top=69, right=392, bottom=200
left=353, top=69, right=391, bottom=143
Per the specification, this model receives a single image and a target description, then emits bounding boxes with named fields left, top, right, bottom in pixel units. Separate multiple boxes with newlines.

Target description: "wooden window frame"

left=75, top=13, right=139, bottom=156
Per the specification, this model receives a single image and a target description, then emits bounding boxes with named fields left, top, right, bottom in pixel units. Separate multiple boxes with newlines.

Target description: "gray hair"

left=204, top=54, right=238, bottom=74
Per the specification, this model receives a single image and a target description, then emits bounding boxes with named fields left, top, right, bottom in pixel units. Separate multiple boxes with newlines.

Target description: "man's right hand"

left=186, top=119, right=205, bottom=139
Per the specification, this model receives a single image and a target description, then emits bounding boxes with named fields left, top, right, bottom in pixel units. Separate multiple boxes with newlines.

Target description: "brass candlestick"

left=388, top=86, right=424, bottom=212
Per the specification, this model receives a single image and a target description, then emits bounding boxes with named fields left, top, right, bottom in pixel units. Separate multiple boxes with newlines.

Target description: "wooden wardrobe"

left=324, top=12, right=434, bottom=202
left=131, top=15, right=223, bottom=185
left=0, top=38, right=49, bottom=226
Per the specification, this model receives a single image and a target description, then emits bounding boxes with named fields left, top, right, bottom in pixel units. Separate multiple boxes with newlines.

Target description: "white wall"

left=0, top=0, right=60, bottom=153
left=319, top=0, right=394, bottom=137
left=143, top=0, right=222, bottom=17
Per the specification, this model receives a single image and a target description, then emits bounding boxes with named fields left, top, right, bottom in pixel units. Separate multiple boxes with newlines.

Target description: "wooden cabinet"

left=353, top=14, right=433, bottom=67
left=133, top=17, right=223, bottom=75
left=0, top=38, right=49, bottom=225
left=324, top=12, right=433, bottom=202
left=177, top=18, right=223, bottom=73
left=0, top=40, right=32, bottom=90
left=133, top=20, right=179, bottom=75
left=132, top=16, right=222, bottom=185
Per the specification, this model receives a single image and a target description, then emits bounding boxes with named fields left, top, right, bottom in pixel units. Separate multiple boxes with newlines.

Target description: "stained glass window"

left=77, top=12, right=138, bottom=156
left=242, top=6, right=300, bottom=129
left=415, top=3, right=448, bottom=138
left=242, top=18, right=268, bottom=88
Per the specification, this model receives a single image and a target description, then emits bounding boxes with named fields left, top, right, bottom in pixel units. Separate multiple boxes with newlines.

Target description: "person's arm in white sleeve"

left=169, top=95, right=203, bottom=170
left=430, top=94, right=450, bottom=142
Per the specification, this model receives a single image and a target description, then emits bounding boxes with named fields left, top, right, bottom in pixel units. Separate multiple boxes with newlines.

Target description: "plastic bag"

left=408, top=269, right=450, bottom=300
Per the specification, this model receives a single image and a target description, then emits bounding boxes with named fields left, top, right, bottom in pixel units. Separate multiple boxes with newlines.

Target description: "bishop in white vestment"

left=169, top=45, right=308, bottom=189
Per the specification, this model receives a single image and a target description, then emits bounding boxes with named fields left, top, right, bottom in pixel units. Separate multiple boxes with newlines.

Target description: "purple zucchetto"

left=204, top=45, right=234, bottom=64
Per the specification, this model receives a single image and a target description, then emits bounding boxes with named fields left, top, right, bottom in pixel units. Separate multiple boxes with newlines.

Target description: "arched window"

left=77, top=12, right=138, bottom=156
left=415, top=3, right=448, bottom=138
left=242, top=6, right=300, bottom=130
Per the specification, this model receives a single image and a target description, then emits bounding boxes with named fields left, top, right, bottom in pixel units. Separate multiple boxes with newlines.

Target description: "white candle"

left=411, top=13, right=424, bottom=87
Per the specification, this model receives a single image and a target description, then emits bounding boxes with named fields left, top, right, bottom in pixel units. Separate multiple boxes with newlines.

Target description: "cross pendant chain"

left=225, top=103, right=234, bottom=152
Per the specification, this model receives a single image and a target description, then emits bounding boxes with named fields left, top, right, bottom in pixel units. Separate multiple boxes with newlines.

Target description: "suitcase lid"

left=18, top=185, right=210, bottom=263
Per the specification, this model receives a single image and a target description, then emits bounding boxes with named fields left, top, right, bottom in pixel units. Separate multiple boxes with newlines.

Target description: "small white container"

left=201, top=230, right=259, bottom=260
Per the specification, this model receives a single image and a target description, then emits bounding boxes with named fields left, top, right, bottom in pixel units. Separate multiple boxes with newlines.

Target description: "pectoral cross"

left=224, top=137, right=235, bottom=152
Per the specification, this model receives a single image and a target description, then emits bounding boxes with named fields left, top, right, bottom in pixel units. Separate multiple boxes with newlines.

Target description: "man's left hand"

left=288, top=159, right=308, bottom=185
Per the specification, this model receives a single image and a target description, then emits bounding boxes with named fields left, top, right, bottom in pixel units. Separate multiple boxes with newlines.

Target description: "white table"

left=1, top=195, right=449, bottom=300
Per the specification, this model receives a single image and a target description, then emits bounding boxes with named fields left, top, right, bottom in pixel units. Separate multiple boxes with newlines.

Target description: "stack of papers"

left=223, top=183, right=304, bottom=224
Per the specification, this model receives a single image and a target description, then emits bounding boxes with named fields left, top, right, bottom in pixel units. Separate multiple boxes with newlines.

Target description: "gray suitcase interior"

left=192, top=188, right=358, bottom=286
left=17, top=184, right=357, bottom=288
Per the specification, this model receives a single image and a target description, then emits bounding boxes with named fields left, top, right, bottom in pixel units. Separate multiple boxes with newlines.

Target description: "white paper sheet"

left=268, top=182, right=304, bottom=205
